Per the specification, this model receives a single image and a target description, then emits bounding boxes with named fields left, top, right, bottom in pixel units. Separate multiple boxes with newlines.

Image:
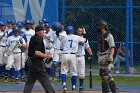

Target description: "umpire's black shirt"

left=28, top=34, right=45, bottom=71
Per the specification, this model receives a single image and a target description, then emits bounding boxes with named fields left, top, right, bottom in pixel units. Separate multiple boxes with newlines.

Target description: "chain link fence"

left=59, top=0, right=140, bottom=74
left=0, top=0, right=140, bottom=74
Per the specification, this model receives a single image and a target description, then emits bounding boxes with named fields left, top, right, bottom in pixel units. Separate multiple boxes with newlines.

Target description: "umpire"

left=23, top=26, right=55, bottom=93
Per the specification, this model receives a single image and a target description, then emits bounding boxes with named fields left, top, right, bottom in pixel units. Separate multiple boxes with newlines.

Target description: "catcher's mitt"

left=100, top=57, right=113, bottom=66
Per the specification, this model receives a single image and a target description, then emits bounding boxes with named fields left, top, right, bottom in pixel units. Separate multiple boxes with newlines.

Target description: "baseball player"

left=22, top=19, right=35, bottom=44
left=6, top=20, right=13, bottom=34
left=8, top=23, right=27, bottom=81
left=22, top=19, right=35, bottom=55
left=43, top=24, right=55, bottom=79
left=43, top=18, right=49, bottom=26
left=60, top=26, right=86, bottom=92
left=16, top=21, right=23, bottom=30
left=21, top=19, right=35, bottom=78
left=96, top=20, right=118, bottom=93
left=5, top=26, right=26, bottom=83
left=10, top=20, right=16, bottom=31
left=76, top=25, right=93, bottom=92
left=52, top=22, right=67, bottom=80
left=30, top=20, right=35, bottom=30
left=38, top=20, right=45, bottom=29
left=0, top=22, right=8, bottom=78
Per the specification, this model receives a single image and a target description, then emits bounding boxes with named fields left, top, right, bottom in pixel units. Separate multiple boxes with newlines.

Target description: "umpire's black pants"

left=23, top=68, right=55, bottom=93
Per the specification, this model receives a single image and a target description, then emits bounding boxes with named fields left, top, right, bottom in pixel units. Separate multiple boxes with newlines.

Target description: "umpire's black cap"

left=35, top=25, right=45, bottom=32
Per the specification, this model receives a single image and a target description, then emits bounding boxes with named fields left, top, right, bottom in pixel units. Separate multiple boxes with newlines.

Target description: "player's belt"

left=63, top=53, right=76, bottom=54
left=0, top=45, right=6, bottom=47
left=76, top=55, right=85, bottom=57
left=13, top=52, right=21, bottom=54
left=99, top=53, right=108, bottom=56
left=46, top=47, right=52, bottom=50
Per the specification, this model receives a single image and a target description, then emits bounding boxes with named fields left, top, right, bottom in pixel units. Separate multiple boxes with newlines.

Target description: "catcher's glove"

left=100, top=57, right=113, bottom=66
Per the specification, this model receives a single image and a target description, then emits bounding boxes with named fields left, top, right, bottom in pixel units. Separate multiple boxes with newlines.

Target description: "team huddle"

left=0, top=19, right=118, bottom=93
left=0, top=19, right=93, bottom=92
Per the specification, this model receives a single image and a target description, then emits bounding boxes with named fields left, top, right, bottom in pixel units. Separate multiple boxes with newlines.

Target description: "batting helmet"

left=52, top=22, right=62, bottom=32
left=13, top=26, right=20, bottom=31
left=96, top=20, right=108, bottom=29
left=66, top=26, right=75, bottom=34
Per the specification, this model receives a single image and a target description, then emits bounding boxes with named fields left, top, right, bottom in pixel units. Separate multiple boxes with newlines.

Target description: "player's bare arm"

left=109, top=47, right=115, bottom=59
left=35, top=50, right=52, bottom=59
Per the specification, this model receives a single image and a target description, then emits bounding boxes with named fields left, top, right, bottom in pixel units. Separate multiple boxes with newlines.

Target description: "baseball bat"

left=89, top=58, right=92, bottom=89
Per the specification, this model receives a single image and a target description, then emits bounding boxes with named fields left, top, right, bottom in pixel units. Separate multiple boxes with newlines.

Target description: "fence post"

left=62, top=0, right=65, bottom=24
left=125, top=0, right=130, bottom=74
left=129, top=0, right=133, bottom=67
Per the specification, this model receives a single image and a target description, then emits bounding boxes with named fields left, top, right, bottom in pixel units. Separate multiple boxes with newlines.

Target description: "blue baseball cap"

left=38, top=20, right=44, bottom=25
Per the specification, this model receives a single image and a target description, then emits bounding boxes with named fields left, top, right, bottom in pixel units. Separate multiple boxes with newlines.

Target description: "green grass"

left=0, top=75, right=140, bottom=86
left=86, top=63, right=140, bottom=72
left=51, top=75, right=140, bottom=86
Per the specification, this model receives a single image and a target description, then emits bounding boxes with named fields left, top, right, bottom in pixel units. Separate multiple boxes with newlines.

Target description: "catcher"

left=96, top=20, right=118, bottom=93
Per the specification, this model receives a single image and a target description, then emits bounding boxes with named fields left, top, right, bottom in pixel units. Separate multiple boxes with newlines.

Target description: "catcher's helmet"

left=96, top=20, right=108, bottom=28
left=13, top=26, right=20, bottom=31
left=52, top=22, right=62, bottom=32
left=66, top=26, right=75, bottom=34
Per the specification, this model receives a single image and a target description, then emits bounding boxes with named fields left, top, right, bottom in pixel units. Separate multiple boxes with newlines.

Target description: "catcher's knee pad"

left=100, top=69, right=111, bottom=81
left=99, top=69, right=109, bottom=77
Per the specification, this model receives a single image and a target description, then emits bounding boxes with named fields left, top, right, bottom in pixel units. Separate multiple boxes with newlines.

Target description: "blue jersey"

left=8, top=31, right=27, bottom=52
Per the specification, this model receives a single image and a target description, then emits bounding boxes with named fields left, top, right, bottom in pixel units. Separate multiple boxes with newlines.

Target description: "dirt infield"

left=0, top=91, right=139, bottom=93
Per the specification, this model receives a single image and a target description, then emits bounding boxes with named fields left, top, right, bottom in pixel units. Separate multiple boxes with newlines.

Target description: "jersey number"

left=68, top=40, right=73, bottom=48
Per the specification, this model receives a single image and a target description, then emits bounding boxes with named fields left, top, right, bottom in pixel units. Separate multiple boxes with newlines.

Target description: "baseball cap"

left=0, top=21, right=5, bottom=26
left=35, top=25, right=45, bottom=32
left=43, top=18, right=49, bottom=23
left=13, top=26, right=20, bottom=31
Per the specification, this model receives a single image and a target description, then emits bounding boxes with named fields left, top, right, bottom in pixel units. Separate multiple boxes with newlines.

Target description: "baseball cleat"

left=79, top=87, right=84, bottom=93
left=72, top=87, right=77, bottom=93
left=4, top=76, right=8, bottom=82
left=63, top=85, right=67, bottom=93
left=15, top=78, right=19, bottom=84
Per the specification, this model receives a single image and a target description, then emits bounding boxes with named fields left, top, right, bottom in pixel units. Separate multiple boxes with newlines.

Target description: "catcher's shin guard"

left=101, top=80, right=110, bottom=93
left=109, top=80, right=117, bottom=93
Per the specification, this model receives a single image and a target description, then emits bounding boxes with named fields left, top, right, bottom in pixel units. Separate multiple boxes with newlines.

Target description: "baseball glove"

left=100, top=57, right=113, bottom=66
